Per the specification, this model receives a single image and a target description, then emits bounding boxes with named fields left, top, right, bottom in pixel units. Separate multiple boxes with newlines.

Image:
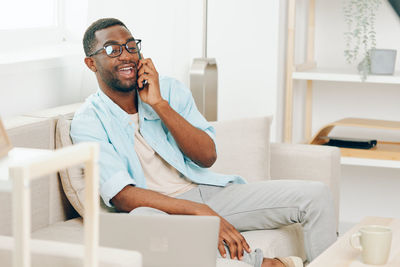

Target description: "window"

left=0, top=0, right=66, bottom=51
left=0, top=0, right=87, bottom=64
left=0, top=0, right=59, bottom=30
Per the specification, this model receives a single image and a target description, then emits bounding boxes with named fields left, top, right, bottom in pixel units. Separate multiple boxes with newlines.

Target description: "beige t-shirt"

left=130, top=113, right=197, bottom=196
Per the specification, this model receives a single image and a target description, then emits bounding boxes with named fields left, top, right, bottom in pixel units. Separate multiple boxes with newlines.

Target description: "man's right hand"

left=194, top=203, right=251, bottom=260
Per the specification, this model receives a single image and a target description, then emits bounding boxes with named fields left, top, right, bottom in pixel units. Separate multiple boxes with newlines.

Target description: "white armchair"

left=209, top=116, right=341, bottom=261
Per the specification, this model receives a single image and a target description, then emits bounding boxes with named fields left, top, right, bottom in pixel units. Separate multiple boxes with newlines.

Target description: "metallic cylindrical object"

left=190, top=58, right=218, bottom=121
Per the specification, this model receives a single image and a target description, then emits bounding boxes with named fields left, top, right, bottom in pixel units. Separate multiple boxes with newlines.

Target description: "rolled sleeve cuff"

left=205, top=127, right=216, bottom=142
left=100, top=171, right=136, bottom=207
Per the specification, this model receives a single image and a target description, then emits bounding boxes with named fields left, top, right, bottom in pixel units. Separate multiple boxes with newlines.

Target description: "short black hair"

left=83, top=18, right=129, bottom=56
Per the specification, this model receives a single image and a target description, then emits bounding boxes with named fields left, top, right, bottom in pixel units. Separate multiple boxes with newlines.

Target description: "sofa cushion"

left=4, top=116, right=55, bottom=149
left=0, top=176, right=54, bottom=236
left=56, top=117, right=86, bottom=216
left=210, top=116, right=272, bottom=182
left=56, top=116, right=116, bottom=217
left=24, top=103, right=82, bottom=119
left=32, top=218, right=84, bottom=244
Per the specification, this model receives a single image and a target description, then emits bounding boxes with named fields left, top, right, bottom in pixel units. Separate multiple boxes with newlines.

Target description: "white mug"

left=350, top=225, right=392, bottom=265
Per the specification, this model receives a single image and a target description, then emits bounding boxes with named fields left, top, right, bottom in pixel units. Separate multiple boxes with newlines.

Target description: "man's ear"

left=84, top=57, right=97, bottom=72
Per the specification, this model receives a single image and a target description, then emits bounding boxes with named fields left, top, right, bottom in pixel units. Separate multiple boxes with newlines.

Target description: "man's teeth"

left=120, top=67, right=133, bottom=71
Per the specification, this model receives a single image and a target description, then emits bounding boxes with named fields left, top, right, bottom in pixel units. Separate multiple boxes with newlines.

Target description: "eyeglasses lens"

left=105, top=45, right=121, bottom=57
left=103, top=41, right=140, bottom=58
left=126, top=40, right=140, bottom=53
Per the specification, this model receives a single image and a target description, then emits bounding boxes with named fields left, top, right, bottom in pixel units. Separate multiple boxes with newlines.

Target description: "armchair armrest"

left=270, top=143, right=341, bottom=225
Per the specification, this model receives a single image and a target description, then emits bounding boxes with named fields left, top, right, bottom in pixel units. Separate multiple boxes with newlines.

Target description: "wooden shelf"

left=293, top=67, right=400, bottom=84
left=339, top=141, right=400, bottom=161
left=310, top=118, right=400, bottom=162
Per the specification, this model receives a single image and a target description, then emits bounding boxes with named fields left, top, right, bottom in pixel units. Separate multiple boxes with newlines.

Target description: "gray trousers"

left=130, top=180, right=337, bottom=266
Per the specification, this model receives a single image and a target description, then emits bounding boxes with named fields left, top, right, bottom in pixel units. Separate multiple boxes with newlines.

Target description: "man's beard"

left=105, top=76, right=138, bottom=93
left=101, top=62, right=139, bottom=93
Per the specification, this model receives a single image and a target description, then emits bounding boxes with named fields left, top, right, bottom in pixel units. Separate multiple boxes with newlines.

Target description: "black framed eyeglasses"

left=88, top=39, right=142, bottom=58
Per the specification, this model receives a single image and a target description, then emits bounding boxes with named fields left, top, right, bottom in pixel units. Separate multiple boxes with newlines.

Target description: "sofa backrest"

left=1, top=116, right=76, bottom=236
left=0, top=104, right=82, bottom=235
left=5, top=116, right=55, bottom=150
left=209, top=116, right=272, bottom=183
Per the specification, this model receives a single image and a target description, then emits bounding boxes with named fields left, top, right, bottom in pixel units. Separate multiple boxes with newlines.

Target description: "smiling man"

left=71, top=18, right=337, bottom=267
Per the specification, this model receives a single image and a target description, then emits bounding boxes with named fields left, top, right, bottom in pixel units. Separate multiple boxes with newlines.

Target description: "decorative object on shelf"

left=358, top=48, right=397, bottom=75
left=370, top=48, right=397, bottom=74
left=0, top=117, right=12, bottom=158
left=343, top=0, right=382, bottom=81
left=310, top=118, right=400, bottom=161
left=323, top=136, right=377, bottom=149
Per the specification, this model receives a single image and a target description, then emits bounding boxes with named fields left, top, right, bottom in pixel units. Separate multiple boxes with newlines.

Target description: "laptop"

left=100, top=213, right=220, bottom=267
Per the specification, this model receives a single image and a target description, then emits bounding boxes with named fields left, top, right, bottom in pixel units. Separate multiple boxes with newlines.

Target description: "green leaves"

left=343, top=0, right=382, bottom=80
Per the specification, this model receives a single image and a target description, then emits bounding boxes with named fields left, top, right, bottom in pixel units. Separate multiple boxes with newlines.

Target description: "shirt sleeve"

left=70, top=112, right=135, bottom=207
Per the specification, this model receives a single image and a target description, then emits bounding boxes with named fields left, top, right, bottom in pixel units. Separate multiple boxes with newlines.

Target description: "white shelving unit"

left=284, top=0, right=400, bottom=166
left=293, top=68, right=400, bottom=84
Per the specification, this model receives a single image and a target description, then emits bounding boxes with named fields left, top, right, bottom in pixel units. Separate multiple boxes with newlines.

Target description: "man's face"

left=91, top=25, right=139, bottom=93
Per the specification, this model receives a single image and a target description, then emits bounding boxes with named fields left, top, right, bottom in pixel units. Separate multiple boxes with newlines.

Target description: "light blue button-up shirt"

left=70, top=76, right=246, bottom=207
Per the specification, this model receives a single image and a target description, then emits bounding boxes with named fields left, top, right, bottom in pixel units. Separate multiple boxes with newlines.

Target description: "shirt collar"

left=97, top=88, right=160, bottom=125
left=97, top=89, right=131, bottom=125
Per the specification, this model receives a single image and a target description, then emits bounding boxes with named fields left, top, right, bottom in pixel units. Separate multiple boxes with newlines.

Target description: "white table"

left=308, top=216, right=400, bottom=266
left=0, top=144, right=100, bottom=267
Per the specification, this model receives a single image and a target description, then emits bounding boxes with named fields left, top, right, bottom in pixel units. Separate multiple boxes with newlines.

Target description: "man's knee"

left=303, top=181, right=332, bottom=205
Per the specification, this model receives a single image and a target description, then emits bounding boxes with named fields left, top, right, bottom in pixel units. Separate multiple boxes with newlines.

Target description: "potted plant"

left=343, top=0, right=382, bottom=80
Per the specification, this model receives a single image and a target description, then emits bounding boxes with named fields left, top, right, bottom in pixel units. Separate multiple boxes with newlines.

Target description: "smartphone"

left=138, top=52, right=148, bottom=90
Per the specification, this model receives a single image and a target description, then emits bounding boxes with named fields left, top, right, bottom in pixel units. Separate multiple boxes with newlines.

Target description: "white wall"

left=207, top=0, right=280, bottom=140
left=340, top=165, right=400, bottom=234
left=0, top=53, right=85, bottom=118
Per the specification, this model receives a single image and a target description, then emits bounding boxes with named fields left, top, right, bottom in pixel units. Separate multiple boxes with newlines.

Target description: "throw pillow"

left=56, top=115, right=116, bottom=217
left=209, top=116, right=272, bottom=183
